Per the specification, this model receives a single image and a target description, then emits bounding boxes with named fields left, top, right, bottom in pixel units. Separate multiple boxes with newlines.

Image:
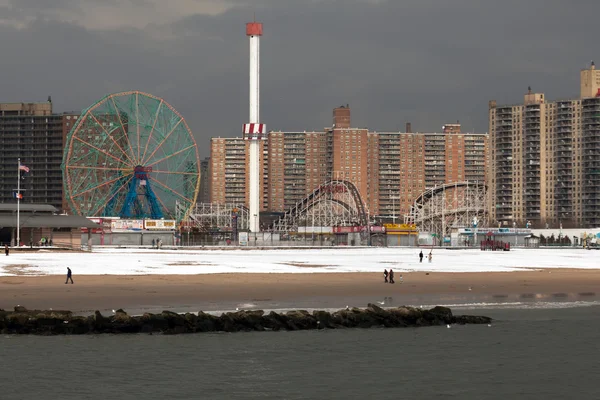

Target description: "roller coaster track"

left=405, top=181, right=487, bottom=239
left=271, top=179, right=368, bottom=232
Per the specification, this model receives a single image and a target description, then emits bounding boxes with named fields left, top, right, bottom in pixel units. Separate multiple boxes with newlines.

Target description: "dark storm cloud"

left=0, top=0, right=599, bottom=156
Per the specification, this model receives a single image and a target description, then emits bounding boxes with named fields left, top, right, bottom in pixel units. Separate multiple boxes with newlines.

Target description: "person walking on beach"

left=5, top=244, right=8, bottom=256
left=428, top=251, right=432, bottom=263
left=399, top=274, right=403, bottom=284
left=419, top=250, right=423, bottom=263
left=65, top=267, right=73, bottom=284
left=389, top=269, right=395, bottom=284
left=383, top=269, right=389, bottom=283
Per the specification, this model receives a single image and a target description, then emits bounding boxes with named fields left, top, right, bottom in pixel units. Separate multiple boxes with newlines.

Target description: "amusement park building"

left=210, top=106, right=488, bottom=218
left=0, top=100, right=78, bottom=211
left=488, top=62, right=600, bottom=228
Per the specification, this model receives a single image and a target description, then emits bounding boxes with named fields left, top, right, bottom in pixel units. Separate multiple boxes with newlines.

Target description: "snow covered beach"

left=1, top=247, right=598, bottom=276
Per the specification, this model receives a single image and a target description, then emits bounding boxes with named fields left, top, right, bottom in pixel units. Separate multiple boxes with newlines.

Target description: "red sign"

left=319, top=184, right=348, bottom=194
left=82, top=217, right=103, bottom=233
left=81, top=227, right=103, bottom=234
left=333, top=226, right=365, bottom=233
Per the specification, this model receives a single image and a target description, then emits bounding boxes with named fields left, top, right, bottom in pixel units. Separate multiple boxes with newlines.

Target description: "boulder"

left=109, top=310, right=141, bottom=333
left=139, top=313, right=167, bottom=332
left=421, top=306, right=453, bottom=325
left=263, top=310, right=287, bottom=331
left=91, top=310, right=111, bottom=332
left=195, top=311, right=218, bottom=332
left=160, top=310, right=190, bottom=334
left=312, top=310, right=337, bottom=329
left=229, top=310, right=266, bottom=331
left=284, top=310, right=316, bottom=330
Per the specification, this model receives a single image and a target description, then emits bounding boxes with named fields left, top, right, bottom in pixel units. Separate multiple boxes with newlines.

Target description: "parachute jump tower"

left=243, top=20, right=266, bottom=233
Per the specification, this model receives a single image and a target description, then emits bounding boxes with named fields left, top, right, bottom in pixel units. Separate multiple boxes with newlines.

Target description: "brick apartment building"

left=209, top=106, right=488, bottom=219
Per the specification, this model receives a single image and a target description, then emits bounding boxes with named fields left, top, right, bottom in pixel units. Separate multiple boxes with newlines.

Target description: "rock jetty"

left=0, top=304, right=491, bottom=335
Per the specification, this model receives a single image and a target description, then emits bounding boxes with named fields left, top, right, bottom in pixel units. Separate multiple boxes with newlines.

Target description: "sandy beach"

left=2, top=269, right=599, bottom=315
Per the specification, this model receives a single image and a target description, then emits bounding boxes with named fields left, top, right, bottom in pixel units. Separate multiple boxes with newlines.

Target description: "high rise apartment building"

left=198, top=157, right=211, bottom=203
left=267, top=131, right=331, bottom=211
left=61, top=113, right=80, bottom=211
left=210, top=138, right=268, bottom=208
left=0, top=100, right=75, bottom=210
left=210, top=106, right=488, bottom=219
left=488, top=62, right=600, bottom=228
left=367, top=128, right=486, bottom=218
left=331, top=125, right=369, bottom=203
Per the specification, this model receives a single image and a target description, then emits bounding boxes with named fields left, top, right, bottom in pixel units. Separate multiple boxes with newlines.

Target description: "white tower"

left=243, top=21, right=266, bottom=233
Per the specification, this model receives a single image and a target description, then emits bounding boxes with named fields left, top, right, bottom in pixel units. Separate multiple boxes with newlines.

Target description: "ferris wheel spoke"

left=67, top=168, right=95, bottom=198
left=67, top=165, right=131, bottom=172
left=151, top=170, right=198, bottom=175
left=142, top=118, right=183, bottom=165
left=89, top=113, right=136, bottom=165
left=150, top=177, right=194, bottom=204
left=85, top=171, right=133, bottom=214
left=146, top=144, right=196, bottom=168
left=136, top=92, right=141, bottom=163
left=141, top=99, right=163, bottom=163
left=150, top=190, right=173, bottom=218
left=89, top=175, right=132, bottom=216
left=71, top=174, right=129, bottom=199
left=165, top=143, right=197, bottom=173
left=74, top=136, right=127, bottom=165
left=110, top=96, right=138, bottom=164
left=66, top=150, right=100, bottom=166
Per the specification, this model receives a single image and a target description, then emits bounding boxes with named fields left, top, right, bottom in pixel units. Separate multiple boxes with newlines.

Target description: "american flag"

left=19, top=163, right=30, bottom=173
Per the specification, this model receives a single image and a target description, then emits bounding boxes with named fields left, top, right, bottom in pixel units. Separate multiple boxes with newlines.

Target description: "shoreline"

left=1, top=269, right=599, bottom=315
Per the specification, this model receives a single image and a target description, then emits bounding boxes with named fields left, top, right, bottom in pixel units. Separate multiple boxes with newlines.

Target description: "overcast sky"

left=1, top=0, right=598, bottom=157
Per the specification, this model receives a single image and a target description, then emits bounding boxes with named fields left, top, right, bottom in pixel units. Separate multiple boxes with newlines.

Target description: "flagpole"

left=17, top=157, right=20, bottom=247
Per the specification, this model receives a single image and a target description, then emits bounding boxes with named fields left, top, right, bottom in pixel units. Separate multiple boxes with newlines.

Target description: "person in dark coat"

left=419, top=250, right=423, bottom=263
left=383, top=269, right=389, bottom=283
left=65, top=267, right=73, bottom=284
left=389, top=269, right=395, bottom=284
left=5, top=245, right=8, bottom=256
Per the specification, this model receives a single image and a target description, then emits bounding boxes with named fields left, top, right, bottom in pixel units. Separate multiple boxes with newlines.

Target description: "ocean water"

left=1, top=305, right=598, bottom=400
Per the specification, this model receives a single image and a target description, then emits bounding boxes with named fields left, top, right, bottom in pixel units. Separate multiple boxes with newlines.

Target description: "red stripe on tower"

left=242, top=123, right=267, bottom=139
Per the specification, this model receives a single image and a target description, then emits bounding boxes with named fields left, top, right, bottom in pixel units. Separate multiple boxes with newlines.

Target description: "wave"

left=430, top=300, right=600, bottom=310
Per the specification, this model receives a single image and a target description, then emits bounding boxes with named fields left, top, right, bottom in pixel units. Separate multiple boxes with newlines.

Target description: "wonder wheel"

left=62, top=91, right=200, bottom=220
